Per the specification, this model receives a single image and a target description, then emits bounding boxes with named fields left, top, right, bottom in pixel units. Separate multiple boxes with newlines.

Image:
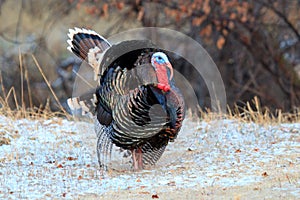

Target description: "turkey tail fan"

left=67, top=27, right=111, bottom=79
left=67, top=89, right=97, bottom=118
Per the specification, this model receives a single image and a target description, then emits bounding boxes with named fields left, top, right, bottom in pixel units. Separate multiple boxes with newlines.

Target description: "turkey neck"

left=154, top=64, right=171, bottom=92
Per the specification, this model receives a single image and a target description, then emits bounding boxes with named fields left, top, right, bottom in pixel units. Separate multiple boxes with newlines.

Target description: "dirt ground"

left=0, top=116, right=299, bottom=199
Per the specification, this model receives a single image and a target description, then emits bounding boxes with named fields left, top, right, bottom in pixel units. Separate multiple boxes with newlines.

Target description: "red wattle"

left=157, top=83, right=170, bottom=92
left=155, top=64, right=170, bottom=92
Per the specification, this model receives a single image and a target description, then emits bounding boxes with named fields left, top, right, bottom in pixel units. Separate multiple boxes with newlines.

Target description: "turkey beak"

left=166, top=62, right=173, bottom=80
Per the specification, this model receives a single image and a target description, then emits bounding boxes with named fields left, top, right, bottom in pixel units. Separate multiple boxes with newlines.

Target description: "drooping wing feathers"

left=95, top=120, right=114, bottom=169
left=67, top=90, right=97, bottom=117
left=67, top=27, right=111, bottom=80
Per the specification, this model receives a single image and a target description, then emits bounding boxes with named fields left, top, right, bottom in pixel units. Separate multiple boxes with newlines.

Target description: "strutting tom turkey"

left=67, top=28, right=185, bottom=170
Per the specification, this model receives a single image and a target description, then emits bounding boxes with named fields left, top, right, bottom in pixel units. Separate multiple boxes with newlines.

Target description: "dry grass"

left=200, top=96, right=300, bottom=124
left=0, top=53, right=71, bottom=121
left=0, top=52, right=299, bottom=123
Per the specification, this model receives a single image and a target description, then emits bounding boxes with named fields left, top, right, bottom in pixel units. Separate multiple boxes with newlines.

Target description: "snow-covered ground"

left=0, top=116, right=299, bottom=199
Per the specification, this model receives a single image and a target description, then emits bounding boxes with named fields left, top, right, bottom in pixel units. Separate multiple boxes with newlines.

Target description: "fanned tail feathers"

left=67, top=27, right=111, bottom=80
left=67, top=90, right=97, bottom=118
left=66, top=27, right=111, bottom=117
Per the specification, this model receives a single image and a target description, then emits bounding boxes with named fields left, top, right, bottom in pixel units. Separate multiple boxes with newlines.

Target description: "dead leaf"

left=57, top=164, right=63, bottom=168
left=230, top=13, right=237, bottom=20
left=235, top=149, right=241, bottom=153
left=102, top=3, right=109, bottom=17
left=139, top=191, right=150, bottom=194
left=175, top=11, right=181, bottom=23
left=262, top=172, right=268, bottom=177
left=67, top=156, right=77, bottom=161
left=192, top=16, right=206, bottom=26
left=137, top=7, right=144, bottom=21
left=199, top=25, right=212, bottom=37
left=203, top=0, right=211, bottom=14
left=0, top=137, right=11, bottom=146
left=152, top=194, right=159, bottom=199
left=217, top=36, right=226, bottom=49
left=116, top=2, right=124, bottom=10
left=180, top=4, right=187, bottom=13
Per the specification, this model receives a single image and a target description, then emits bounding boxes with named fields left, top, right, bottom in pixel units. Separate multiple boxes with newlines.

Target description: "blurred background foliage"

left=0, top=0, right=300, bottom=114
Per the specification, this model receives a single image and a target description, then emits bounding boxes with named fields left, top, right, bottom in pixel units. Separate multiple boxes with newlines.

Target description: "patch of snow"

left=0, top=116, right=299, bottom=198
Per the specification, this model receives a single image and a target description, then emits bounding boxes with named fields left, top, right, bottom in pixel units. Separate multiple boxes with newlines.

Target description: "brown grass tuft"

left=1, top=52, right=299, bottom=123
left=200, top=96, right=300, bottom=124
left=0, top=53, right=72, bottom=120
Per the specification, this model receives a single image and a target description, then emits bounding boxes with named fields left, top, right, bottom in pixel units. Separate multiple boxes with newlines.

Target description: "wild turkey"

left=67, top=28, right=185, bottom=170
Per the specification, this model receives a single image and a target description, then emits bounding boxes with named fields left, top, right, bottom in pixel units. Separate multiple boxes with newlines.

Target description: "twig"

left=18, top=48, right=25, bottom=111
left=255, top=0, right=300, bottom=40
left=15, top=0, right=24, bottom=41
left=31, top=54, right=70, bottom=119
left=5, top=87, right=19, bottom=109
left=0, top=71, right=7, bottom=100
left=24, top=64, right=33, bottom=108
left=286, top=174, right=292, bottom=184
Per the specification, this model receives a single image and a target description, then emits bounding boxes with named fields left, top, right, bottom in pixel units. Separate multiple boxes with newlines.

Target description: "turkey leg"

left=131, top=148, right=143, bottom=170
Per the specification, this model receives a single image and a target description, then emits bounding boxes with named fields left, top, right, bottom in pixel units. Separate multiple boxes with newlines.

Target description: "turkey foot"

left=131, top=148, right=143, bottom=170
